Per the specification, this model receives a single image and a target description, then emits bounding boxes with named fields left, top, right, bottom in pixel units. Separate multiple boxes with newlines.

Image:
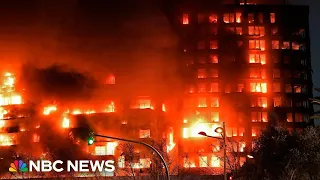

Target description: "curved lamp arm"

left=93, top=133, right=170, bottom=180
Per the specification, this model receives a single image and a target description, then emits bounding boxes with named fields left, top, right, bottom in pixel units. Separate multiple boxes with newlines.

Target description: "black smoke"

left=19, top=63, right=97, bottom=103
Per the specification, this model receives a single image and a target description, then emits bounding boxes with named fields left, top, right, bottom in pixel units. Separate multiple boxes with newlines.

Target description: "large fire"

left=0, top=72, right=22, bottom=106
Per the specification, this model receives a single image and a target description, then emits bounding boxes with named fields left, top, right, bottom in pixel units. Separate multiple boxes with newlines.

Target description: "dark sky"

left=0, top=0, right=319, bottom=93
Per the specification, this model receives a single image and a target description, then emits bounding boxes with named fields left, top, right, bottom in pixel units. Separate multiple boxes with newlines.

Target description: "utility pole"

left=223, top=122, right=227, bottom=180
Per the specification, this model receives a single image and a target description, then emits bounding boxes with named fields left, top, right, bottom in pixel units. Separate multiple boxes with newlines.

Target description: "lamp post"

left=92, top=133, right=170, bottom=180
left=198, top=122, right=227, bottom=180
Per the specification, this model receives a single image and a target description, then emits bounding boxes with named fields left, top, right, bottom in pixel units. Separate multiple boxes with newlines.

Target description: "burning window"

left=251, top=97, right=267, bottom=108
left=239, top=128, right=245, bottom=136
left=209, top=14, right=218, bottom=23
left=210, top=83, right=219, bottom=92
left=139, top=129, right=151, bottom=138
left=249, top=68, right=266, bottom=79
left=285, top=84, right=292, bottom=93
left=198, top=55, right=206, bottom=64
left=106, top=142, right=118, bottom=155
left=198, top=41, right=206, bottom=50
left=105, top=75, right=115, bottom=84
left=209, top=27, right=218, bottom=35
left=132, top=98, right=152, bottom=109
left=197, top=69, right=206, bottom=78
left=248, top=26, right=265, bottom=36
left=292, top=42, right=300, bottom=50
left=248, top=13, right=254, bottom=23
left=252, top=112, right=268, bottom=122
left=252, top=128, right=258, bottom=137
left=198, top=97, right=207, bottom=107
left=236, top=27, right=243, bottom=35
left=249, top=40, right=265, bottom=50
left=105, top=101, right=115, bottom=113
left=199, top=156, right=208, bottom=167
left=236, top=12, right=242, bottom=23
left=239, top=142, right=246, bottom=152
left=210, top=40, right=218, bottom=49
left=258, top=13, right=263, bottom=23
left=223, top=13, right=234, bottom=23
left=198, top=14, right=205, bottom=23
left=211, top=69, right=218, bottom=78
left=271, top=27, right=278, bottom=35
left=210, top=112, right=219, bottom=122
left=294, top=85, right=302, bottom=93
left=270, top=13, right=276, bottom=23
left=211, top=98, right=219, bottom=107
left=273, top=97, right=282, bottom=107
left=273, top=83, right=281, bottom=92
left=287, top=113, right=293, bottom=122
left=273, top=69, right=280, bottom=78
left=182, top=14, right=189, bottom=24
left=272, top=40, right=280, bottom=49
left=198, top=83, right=206, bottom=93
left=209, top=54, right=218, bottom=63
left=33, top=134, right=40, bottom=143
left=281, top=41, right=290, bottom=49
left=95, top=146, right=107, bottom=156
left=211, top=156, right=220, bottom=167
left=183, top=128, right=189, bottom=138
left=250, top=83, right=267, bottom=93
left=249, top=54, right=266, bottom=64
left=237, top=83, right=244, bottom=92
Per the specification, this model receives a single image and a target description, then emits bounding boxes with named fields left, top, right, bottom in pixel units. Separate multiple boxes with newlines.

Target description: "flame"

left=0, top=72, right=23, bottom=106
left=43, top=105, right=57, bottom=115
left=71, top=109, right=81, bottom=115
left=0, top=120, right=4, bottom=128
left=106, top=141, right=118, bottom=155
left=167, top=128, right=176, bottom=152
left=0, top=134, right=12, bottom=146
left=182, top=14, right=189, bottom=24
left=183, top=121, right=221, bottom=138
left=85, top=110, right=95, bottom=114
left=104, top=101, right=115, bottom=113
left=62, top=111, right=70, bottom=128
left=162, top=103, right=166, bottom=112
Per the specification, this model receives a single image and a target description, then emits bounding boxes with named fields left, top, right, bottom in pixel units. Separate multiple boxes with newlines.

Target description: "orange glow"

left=33, top=134, right=40, bottom=142
left=209, top=14, right=218, bottom=23
left=182, top=14, right=189, bottom=24
left=0, top=134, right=13, bottom=146
left=0, top=108, right=8, bottom=119
left=20, top=128, right=25, bottom=132
left=105, top=75, right=115, bottom=84
left=43, top=105, right=57, bottom=115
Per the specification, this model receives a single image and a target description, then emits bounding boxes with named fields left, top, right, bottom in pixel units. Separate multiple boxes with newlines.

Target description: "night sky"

left=0, top=0, right=319, bottom=94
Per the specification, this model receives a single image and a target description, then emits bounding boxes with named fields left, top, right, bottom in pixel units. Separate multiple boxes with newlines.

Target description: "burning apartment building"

left=0, top=0, right=314, bottom=178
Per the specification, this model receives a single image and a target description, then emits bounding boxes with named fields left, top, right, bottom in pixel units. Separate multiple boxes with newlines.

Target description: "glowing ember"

left=43, top=105, right=57, bottom=115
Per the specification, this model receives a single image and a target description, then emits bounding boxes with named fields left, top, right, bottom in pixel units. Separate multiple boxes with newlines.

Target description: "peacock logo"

left=9, top=160, right=28, bottom=173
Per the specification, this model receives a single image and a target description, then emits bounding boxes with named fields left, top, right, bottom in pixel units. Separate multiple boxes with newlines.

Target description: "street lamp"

left=198, top=122, right=227, bottom=180
left=91, top=133, right=170, bottom=180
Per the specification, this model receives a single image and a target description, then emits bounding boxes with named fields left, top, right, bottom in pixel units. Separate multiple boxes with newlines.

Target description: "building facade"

left=164, top=0, right=313, bottom=170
